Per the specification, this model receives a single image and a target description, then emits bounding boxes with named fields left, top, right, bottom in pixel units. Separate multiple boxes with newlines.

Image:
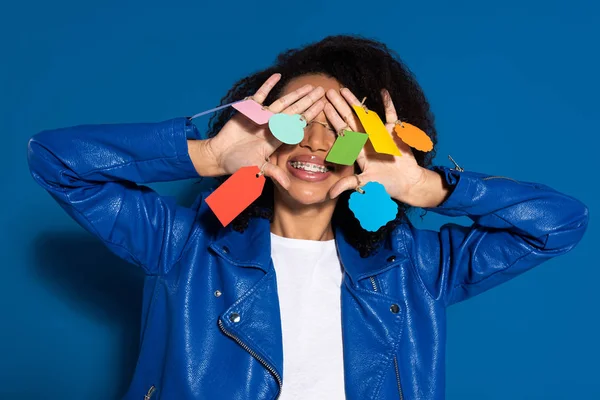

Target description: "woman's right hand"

left=205, top=74, right=325, bottom=189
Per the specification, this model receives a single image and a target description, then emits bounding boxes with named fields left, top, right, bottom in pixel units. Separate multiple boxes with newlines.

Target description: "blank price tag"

left=352, top=106, right=401, bottom=156
left=205, top=166, right=265, bottom=227
left=233, top=99, right=274, bottom=125
left=325, top=130, right=369, bottom=165
left=394, top=122, right=433, bottom=152
left=268, top=113, right=307, bottom=145
left=348, top=181, right=398, bottom=232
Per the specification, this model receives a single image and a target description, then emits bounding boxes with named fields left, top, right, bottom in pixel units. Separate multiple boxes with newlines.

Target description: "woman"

left=27, top=36, right=588, bottom=400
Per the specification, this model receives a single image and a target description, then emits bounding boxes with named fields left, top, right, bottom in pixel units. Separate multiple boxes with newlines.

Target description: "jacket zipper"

left=448, top=155, right=522, bottom=184
left=218, top=318, right=283, bottom=399
left=144, top=385, right=156, bottom=399
left=448, top=155, right=464, bottom=172
left=482, top=175, right=519, bottom=182
left=369, top=277, right=378, bottom=292
left=393, top=356, right=404, bottom=400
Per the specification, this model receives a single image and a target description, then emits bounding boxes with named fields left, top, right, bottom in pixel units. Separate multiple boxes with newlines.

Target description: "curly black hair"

left=205, top=35, right=438, bottom=257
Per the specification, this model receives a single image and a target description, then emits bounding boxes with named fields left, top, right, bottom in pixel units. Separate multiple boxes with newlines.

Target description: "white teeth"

left=290, top=161, right=329, bottom=173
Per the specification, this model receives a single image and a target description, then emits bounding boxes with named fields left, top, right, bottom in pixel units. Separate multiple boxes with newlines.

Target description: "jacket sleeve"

left=27, top=117, right=203, bottom=275
left=402, top=166, right=589, bottom=307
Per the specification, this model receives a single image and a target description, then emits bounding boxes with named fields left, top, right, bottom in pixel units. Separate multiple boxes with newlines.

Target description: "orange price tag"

left=205, top=166, right=265, bottom=227
left=394, top=122, right=433, bottom=152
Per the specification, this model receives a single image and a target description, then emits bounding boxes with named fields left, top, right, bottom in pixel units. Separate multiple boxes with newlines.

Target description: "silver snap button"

left=390, top=304, right=400, bottom=314
left=214, top=290, right=222, bottom=297
left=230, top=313, right=241, bottom=323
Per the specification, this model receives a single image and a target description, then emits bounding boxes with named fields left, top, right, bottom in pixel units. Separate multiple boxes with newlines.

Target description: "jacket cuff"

left=184, top=118, right=203, bottom=140
left=423, top=165, right=478, bottom=216
left=170, top=118, right=201, bottom=179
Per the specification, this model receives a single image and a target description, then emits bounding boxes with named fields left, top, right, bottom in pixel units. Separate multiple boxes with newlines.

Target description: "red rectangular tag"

left=205, top=166, right=266, bottom=227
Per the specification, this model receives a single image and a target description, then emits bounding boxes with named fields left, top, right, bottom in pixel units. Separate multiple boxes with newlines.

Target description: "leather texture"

left=28, top=118, right=589, bottom=400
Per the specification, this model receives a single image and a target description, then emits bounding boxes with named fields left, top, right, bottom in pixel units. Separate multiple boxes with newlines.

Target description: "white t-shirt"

left=270, top=233, right=345, bottom=400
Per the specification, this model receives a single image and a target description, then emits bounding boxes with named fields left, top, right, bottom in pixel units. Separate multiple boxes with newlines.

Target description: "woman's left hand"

left=325, top=87, right=448, bottom=208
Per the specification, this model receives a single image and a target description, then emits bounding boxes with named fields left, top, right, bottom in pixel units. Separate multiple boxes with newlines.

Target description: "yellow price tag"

left=352, top=106, right=401, bottom=156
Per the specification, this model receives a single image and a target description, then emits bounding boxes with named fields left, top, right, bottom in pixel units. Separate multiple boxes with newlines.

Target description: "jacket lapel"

left=210, top=218, right=284, bottom=391
left=335, top=226, right=407, bottom=399
left=340, top=278, right=405, bottom=399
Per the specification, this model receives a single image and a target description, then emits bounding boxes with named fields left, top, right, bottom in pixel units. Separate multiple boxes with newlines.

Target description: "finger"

left=301, top=99, right=326, bottom=122
left=268, top=84, right=315, bottom=113
left=355, top=145, right=368, bottom=170
left=280, top=86, right=325, bottom=115
left=393, top=134, right=414, bottom=156
left=381, top=89, right=398, bottom=126
left=329, top=174, right=365, bottom=199
left=323, top=103, right=347, bottom=133
left=253, top=74, right=282, bottom=104
left=262, top=162, right=291, bottom=190
left=340, top=87, right=362, bottom=107
left=326, top=89, right=359, bottom=131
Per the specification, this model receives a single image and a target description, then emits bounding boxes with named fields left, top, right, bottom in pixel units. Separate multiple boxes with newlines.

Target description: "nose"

left=300, top=118, right=335, bottom=153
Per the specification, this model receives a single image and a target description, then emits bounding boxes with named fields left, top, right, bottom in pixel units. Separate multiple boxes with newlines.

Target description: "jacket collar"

left=209, top=216, right=273, bottom=273
left=334, top=224, right=403, bottom=283
left=210, top=217, right=403, bottom=282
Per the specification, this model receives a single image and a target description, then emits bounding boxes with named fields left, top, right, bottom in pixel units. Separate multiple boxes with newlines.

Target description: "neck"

left=270, top=194, right=337, bottom=241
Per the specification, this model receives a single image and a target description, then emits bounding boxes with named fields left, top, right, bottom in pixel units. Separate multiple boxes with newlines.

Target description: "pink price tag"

left=232, top=99, right=274, bottom=125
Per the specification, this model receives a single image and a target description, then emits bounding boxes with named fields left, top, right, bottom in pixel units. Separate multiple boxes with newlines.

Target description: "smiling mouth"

left=289, top=161, right=335, bottom=173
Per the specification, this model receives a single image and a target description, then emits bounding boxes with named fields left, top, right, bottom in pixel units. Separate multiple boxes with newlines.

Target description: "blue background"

left=1, top=1, right=598, bottom=399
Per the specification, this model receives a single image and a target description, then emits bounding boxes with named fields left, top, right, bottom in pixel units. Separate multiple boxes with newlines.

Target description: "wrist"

left=404, top=168, right=450, bottom=208
left=187, top=139, right=224, bottom=177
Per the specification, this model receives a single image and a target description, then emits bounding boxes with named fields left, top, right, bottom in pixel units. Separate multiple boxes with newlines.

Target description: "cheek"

left=270, top=146, right=295, bottom=165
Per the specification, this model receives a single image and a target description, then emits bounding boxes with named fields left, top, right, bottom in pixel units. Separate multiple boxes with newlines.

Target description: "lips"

left=287, top=155, right=335, bottom=182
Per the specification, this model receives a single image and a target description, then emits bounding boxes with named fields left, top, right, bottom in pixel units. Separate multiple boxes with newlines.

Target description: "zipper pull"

left=369, top=276, right=378, bottom=292
left=145, top=385, right=156, bottom=400
left=448, top=155, right=464, bottom=172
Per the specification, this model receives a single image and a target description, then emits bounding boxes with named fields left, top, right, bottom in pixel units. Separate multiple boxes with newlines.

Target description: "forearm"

left=404, top=165, right=589, bottom=306
left=28, top=118, right=202, bottom=189
left=28, top=117, right=204, bottom=275
left=423, top=166, right=589, bottom=251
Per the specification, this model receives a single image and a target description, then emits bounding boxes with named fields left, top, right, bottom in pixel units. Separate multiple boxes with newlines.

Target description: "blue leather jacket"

left=28, top=118, right=588, bottom=400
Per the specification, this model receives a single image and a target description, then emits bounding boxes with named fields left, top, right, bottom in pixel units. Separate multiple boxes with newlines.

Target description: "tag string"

left=189, top=99, right=244, bottom=120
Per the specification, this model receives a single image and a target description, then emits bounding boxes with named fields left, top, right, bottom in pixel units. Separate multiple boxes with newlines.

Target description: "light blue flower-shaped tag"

left=349, top=181, right=398, bottom=231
